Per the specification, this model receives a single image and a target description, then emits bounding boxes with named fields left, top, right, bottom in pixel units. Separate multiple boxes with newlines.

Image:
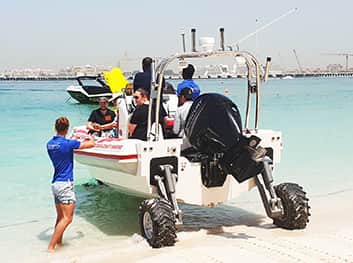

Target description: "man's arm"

left=128, top=107, right=142, bottom=137
left=128, top=123, right=137, bottom=136
left=79, top=136, right=95, bottom=149
left=173, top=110, right=181, bottom=136
left=87, top=110, right=101, bottom=131
left=87, top=121, right=100, bottom=131
left=101, top=121, right=117, bottom=130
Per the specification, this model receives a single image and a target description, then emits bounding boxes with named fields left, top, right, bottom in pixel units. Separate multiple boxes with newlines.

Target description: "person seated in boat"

left=128, top=88, right=167, bottom=140
left=177, top=64, right=200, bottom=101
left=86, top=97, right=117, bottom=137
left=133, top=56, right=165, bottom=97
left=124, top=83, right=134, bottom=96
left=173, top=88, right=193, bottom=138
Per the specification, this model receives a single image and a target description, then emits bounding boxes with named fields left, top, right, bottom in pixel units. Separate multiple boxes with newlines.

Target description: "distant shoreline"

left=0, top=77, right=76, bottom=81
left=1, top=72, right=353, bottom=81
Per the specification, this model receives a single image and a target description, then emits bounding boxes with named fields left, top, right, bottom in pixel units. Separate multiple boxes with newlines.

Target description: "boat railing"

left=148, top=50, right=268, bottom=142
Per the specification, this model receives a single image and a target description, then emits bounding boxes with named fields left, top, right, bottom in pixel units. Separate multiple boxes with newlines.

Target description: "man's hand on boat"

left=92, top=123, right=101, bottom=131
left=88, top=122, right=117, bottom=132
left=79, top=135, right=95, bottom=149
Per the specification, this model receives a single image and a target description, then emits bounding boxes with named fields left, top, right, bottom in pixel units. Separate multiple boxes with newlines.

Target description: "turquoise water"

left=0, top=78, right=353, bottom=261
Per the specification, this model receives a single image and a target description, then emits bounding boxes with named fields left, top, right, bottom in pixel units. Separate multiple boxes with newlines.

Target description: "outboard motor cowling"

left=185, top=93, right=243, bottom=154
left=184, top=93, right=265, bottom=186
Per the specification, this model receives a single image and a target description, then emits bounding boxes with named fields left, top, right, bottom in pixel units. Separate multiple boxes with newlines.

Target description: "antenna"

left=233, top=8, right=298, bottom=50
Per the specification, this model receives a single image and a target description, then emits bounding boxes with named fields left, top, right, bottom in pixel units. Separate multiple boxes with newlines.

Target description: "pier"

left=272, top=72, right=353, bottom=78
left=1, top=72, right=353, bottom=81
left=0, top=76, right=76, bottom=81
left=193, top=71, right=353, bottom=79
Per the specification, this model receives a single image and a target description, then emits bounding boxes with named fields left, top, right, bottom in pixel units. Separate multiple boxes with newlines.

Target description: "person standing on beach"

left=46, top=117, right=95, bottom=252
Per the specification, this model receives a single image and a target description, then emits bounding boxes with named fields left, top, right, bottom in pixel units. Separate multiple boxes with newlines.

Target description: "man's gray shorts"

left=52, top=181, right=76, bottom=204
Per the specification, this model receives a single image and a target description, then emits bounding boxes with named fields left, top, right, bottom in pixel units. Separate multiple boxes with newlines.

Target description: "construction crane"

left=322, top=53, right=353, bottom=72
left=292, top=49, right=303, bottom=73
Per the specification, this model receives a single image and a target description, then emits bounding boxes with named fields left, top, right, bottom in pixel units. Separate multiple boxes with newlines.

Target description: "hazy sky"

left=1, top=0, right=352, bottom=71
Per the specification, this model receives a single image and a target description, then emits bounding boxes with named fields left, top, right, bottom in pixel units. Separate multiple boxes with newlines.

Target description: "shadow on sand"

left=74, top=183, right=144, bottom=236
left=72, top=181, right=272, bottom=240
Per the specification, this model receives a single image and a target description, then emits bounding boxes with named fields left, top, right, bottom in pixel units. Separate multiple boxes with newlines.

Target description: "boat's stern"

left=135, top=138, right=183, bottom=193
left=244, top=128, right=283, bottom=165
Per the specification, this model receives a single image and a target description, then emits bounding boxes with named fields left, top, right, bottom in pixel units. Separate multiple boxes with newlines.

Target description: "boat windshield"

left=78, top=78, right=106, bottom=88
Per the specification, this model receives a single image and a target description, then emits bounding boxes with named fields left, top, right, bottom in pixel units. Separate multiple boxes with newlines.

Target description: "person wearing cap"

left=173, top=88, right=193, bottom=138
left=177, top=64, right=200, bottom=101
left=86, top=97, right=116, bottom=136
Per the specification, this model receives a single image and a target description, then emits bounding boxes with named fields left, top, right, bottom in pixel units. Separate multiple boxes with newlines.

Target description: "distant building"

left=327, top=64, right=343, bottom=72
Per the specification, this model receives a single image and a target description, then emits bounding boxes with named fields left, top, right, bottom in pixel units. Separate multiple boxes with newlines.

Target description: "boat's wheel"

left=138, top=198, right=177, bottom=248
left=273, top=183, right=310, bottom=229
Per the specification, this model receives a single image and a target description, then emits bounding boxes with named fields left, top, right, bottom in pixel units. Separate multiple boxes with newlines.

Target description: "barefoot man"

left=46, top=117, right=94, bottom=252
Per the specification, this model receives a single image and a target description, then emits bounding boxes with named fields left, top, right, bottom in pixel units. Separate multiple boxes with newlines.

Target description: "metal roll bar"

left=148, top=50, right=264, bottom=142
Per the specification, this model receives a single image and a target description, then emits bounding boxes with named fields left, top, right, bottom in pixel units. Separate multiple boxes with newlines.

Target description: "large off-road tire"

left=274, top=183, right=310, bottom=230
left=139, top=198, right=177, bottom=248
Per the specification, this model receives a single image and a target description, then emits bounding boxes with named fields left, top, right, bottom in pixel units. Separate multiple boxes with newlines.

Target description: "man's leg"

left=54, top=204, right=64, bottom=246
left=48, top=202, right=75, bottom=252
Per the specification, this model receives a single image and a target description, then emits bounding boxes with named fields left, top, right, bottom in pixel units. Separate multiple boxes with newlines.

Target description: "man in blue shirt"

left=47, top=116, right=94, bottom=252
left=177, top=64, right=200, bottom=101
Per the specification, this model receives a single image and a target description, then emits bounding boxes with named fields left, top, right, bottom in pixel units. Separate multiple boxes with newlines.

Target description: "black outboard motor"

left=185, top=94, right=264, bottom=187
left=185, top=93, right=243, bottom=153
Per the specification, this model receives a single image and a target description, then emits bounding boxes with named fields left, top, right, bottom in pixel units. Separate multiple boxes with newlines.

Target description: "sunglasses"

left=133, top=96, right=141, bottom=100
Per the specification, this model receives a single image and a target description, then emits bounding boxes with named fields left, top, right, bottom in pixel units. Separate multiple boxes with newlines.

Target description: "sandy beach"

left=2, top=0, right=353, bottom=261
left=1, top=80, right=353, bottom=263
left=41, top=188, right=353, bottom=263
left=1, top=79, right=353, bottom=263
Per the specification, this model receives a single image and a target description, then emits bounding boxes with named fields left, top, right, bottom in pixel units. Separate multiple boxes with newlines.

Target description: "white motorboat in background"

left=66, top=76, right=112, bottom=103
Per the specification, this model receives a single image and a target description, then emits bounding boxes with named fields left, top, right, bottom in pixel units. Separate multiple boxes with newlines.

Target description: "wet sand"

left=41, top=188, right=353, bottom=263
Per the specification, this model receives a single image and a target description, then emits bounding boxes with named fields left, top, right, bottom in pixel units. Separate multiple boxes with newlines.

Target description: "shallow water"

left=0, top=78, right=352, bottom=261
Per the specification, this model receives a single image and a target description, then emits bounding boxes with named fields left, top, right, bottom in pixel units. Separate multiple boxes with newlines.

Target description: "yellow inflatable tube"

left=103, top=68, right=128, bottom=94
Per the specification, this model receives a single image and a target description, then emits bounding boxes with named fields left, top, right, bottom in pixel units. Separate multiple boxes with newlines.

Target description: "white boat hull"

left=74, top=129, right=282, bottom=206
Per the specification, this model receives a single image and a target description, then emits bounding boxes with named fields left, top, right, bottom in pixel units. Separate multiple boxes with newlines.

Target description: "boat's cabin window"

left=79, top=78, right=105, bottom=87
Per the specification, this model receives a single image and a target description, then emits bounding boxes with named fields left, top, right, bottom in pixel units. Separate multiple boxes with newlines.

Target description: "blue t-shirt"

left=177, top=79, right=200, bottom=100
left=47, top=136, right=81, bottom=183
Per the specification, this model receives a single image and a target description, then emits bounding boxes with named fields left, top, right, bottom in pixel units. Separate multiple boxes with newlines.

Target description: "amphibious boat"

left=72, top=48, right=310, bottom=248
